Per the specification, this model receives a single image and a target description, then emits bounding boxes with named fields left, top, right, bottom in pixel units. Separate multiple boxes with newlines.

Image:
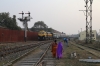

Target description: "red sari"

left=51, top=42, right=57, bottom=58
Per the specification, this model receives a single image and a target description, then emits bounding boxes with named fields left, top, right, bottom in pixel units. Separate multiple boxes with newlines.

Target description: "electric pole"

left=18, top=11, right=32, bottom=42
left=78, top=30, right=80, bottom=38
left=79, top=0, right=93, bottom=44
left=80, top=28, right=82, bottom=32
left=99, top=29, right=100, bottom=35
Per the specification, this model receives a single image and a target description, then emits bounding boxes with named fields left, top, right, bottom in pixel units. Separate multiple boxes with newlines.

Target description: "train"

left=38, top=30, right=52, bottom=40
left=38, top=30, right=67, bottom=41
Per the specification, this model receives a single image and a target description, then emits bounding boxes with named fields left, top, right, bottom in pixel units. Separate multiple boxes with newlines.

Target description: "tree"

left=48, top=28, right=53, bottom=32
left=0, top=12, right=21, bottom=30
left=33, top=21, right=48, bottom=28
left=31, top=21, right=48, bottom=31
left=30, top=21, right=54, bottom=33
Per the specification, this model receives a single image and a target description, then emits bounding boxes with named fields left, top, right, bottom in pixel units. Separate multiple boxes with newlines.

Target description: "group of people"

left=51, top=40, right=63, bottom=59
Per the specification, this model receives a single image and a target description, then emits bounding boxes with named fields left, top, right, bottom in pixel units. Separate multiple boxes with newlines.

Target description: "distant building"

left=79, top=30, right=97, bottom=40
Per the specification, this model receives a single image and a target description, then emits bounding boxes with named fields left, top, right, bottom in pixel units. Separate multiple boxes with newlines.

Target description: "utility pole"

left=99, top=29, right=100, bottom=35
left=78, top=30, right=79, bottom=35
left=78, top=30, right=80, bottom=38
left=79, top=0, right=93, bottom=44
left=18, top=11, right=32, bottom=42
left=81, top=28, right=82, bottom=32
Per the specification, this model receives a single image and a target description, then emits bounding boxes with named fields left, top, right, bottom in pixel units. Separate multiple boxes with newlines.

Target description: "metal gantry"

left=18, top=11, right=32, bottom=42
left=79, top=0, right=93, bottom=44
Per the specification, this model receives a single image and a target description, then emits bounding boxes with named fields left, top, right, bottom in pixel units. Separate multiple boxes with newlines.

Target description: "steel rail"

left=4, top=41, right=51, bottom=66
left=34, top=44, right=51, bottom=66
left=0, top=41, right=51, bottom=57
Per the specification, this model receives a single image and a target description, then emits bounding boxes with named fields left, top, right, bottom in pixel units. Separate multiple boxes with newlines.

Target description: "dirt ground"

left=57, top=41, right=100, bottom=66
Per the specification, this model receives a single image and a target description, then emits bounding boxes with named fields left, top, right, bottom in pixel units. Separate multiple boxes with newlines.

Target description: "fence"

left=0, top=27, right=38, bottom=42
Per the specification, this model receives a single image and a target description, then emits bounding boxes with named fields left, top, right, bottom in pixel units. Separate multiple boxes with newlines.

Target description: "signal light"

left=25, top=11, right=30, bottom=14
left=19, top=11, right=24, bottom=14
left=25, top=13, right=29, bottom=14
left=19, top=13, right=24, bottom=14
left=25, top=12, right=30, bottom=17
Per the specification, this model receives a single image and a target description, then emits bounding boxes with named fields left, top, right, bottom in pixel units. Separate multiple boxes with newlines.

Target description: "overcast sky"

left=0, top=0, right=100, bottom=35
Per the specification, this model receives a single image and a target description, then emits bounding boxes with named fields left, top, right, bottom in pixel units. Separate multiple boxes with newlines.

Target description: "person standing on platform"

left=56, top=42, right=63, bottom=59
left=51, top=40, right=58, bottom=58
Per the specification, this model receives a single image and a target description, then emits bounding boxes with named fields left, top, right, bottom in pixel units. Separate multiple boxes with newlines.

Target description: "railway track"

left=11, top=40, right=62, bottom=66
left=5, top=40, right=96, bottom=66
left=11, top=41, right=100, bottom=66
left=34, top=43, right=51, bottom=66
left=71, top=41, right=100, bottom=58
left=0, top=40, right=52, bottom=66
left=74, top=41, right=100, bottom=51
left=12, top=42, right=51, bottom=66
left=0, top=41, right=51, bottom=57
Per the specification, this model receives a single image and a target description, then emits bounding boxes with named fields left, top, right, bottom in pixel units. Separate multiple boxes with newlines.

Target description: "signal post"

left=18, top=11, right=32, bottom=42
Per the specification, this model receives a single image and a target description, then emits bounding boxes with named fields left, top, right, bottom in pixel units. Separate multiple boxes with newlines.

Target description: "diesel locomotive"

left=38, top=30, right=67, bottom=41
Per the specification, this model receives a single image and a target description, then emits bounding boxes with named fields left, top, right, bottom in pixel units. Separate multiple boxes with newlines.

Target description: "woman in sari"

left=51, top=40, right=58, bottom=58
left=56, top=42, right=63, bottom=59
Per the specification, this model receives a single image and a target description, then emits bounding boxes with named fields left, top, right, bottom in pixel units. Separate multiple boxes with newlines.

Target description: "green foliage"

left=33, top=21, right=48, bottom=28
left=30, top=21, right=53, bottom=32
left=0, top=12, right=21, bottom=30
left=47, top=28, right=53, bottom=32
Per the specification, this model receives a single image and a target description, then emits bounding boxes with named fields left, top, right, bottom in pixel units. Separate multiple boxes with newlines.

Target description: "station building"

left=79, top=30, right=97, bottom=41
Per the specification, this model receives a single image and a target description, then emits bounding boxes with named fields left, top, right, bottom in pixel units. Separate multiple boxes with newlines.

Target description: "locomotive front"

left=38, top=30, right=47, bottom=40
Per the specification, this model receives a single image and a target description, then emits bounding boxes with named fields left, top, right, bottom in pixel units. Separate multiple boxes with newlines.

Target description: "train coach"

left=59, top=33, right=67, bottom=39
left=52, top=33, right=67, bottom=39
left=53, top=33, right=60, bottom=39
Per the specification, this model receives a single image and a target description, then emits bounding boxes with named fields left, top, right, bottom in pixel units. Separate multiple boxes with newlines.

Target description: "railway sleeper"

left=0, top=44, right=40, bottom=57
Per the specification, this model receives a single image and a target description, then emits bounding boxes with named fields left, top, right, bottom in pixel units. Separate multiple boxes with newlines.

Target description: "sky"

left=0, top=0, right=100, bottom=35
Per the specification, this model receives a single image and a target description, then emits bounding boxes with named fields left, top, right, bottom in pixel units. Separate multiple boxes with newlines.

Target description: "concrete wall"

left=79, top=30, right=97, bottom=40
